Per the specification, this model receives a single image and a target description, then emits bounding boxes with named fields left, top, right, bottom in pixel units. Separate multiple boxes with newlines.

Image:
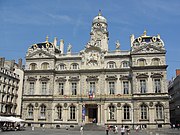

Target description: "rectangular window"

left=41, top=82, right=47, bottom=95
left=109, top=82, right=115, bottom=94
left=40, top=106, right=46, bottom=118
left=156, top=106, right=163, bottom=119
left=124, top=106, right=130, bottom=120
left=141, top=106, right=147, bottom=119
left=154, top=79, right=161, bottom=93
left=90, top=82, right=95, bottom=93
left=123, top=81, right=129, bottom=94
left=28, top=106, right=33, bottom=118
left=72, top=83, right=77, bottom=95
left=140, top=80, right=146, bottom=93
left=30, top=82, right=34, bottom=95
left=70, top=106, right=76, bottom=120
left=59, top=83, right=64, bottom=95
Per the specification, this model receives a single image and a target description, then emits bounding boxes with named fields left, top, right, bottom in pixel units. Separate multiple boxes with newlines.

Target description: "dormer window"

left=41, top=62, right=49, bottom=70
left=71, top=63, right=79, bottom=70
left=152, top=58, right=160, bottom=66
left=59, top=64, right=66, bottom=70
left=122, top=61, right=129, bottom=68
left=108, top=61, right=116, bottom=69
left=138, top=59, right=146, bottom=66
left=30, top=63, right=37, bottom=70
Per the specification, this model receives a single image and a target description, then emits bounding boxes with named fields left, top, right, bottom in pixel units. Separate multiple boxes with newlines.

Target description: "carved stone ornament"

left=64, top=103, right=67, bottom=108
left=149, top=102, right=153, bottom=107
left=117, top=103, right=121, bottom=107
left=35, top=102, right=38, bottom=107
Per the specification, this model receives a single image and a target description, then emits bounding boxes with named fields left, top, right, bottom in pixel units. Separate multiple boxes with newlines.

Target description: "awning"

left=0, top=116, right=24, bottom=122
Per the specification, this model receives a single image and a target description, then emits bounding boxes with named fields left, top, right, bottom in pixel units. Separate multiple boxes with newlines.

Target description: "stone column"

left=97, top=104, right=101, bottom=125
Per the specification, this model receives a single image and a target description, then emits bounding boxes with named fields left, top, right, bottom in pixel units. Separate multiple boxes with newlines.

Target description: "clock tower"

left=87, top=11, right=109, bottom=51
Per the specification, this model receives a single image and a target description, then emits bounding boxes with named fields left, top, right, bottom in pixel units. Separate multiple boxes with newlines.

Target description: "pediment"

left=39, top=76, right=50, bottom=81
left=55, top=77, right=67, bottom=82
left=136, top=73, right=149, bottom=78
left=105, top=75, right=118, bottom=81
left=26, top=50, right=55, bottom=59
left=132, top=44, right=166, bottom=54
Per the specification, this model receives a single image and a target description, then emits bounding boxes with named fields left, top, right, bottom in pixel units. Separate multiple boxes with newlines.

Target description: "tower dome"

left=92, top=10, right=107, bottom=24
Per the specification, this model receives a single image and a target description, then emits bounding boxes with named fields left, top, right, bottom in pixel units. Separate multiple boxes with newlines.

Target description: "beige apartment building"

left=22, top=12, right=170, bottom=129
left=0, top=58, right=24, bottom=117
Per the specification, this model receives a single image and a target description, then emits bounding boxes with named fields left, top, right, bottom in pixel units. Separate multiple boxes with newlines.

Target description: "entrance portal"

left=86, top=104, right=98, bottom=123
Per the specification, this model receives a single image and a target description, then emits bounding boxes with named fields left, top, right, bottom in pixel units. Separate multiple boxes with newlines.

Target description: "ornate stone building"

left=168, top=70, right=180, bottom=126
left=22, top=12, right=170, bottom=129
left=0, top=58, right=24, bottom=117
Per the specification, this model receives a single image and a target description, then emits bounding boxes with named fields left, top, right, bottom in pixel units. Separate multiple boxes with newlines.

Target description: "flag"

left=89, top=89, right=93, bottom=99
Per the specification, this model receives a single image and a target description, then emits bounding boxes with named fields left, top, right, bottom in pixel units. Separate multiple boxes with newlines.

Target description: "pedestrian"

left=126, top=126, right=130, bottom=135
left=177, top=124, right=180, bottom=130
left=135, top=125, right=139, bottom=132
left=173, top=124, right=175, bottom=129
left=106, top=125, right=109, bottom=135
left=120, top=125, right=125, bottom=135
left=114, top=125, right=118, bottom=134
left=42, top=124, right=45, bottom=131
left=31, top=124, right=34, bottom=131
left=80, top=125, right=83, bottom=135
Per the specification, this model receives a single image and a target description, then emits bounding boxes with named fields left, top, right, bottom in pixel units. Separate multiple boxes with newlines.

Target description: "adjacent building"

left=0, top=57, right=24, bottom=117
left=168, top=70, right=180, bottom=125
left=22, top=12, right=170, bottom=129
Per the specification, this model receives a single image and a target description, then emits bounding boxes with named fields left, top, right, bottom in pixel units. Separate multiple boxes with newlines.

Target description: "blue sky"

left=0, top=0, right=180, bottom=80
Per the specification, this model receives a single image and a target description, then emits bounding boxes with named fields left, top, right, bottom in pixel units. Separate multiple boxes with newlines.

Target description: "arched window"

left=152, top=58, right=160, bottom=66
left=28, top=104, right=34, bottom=118
left=41, top=62, right=49, bottom=70
left=140, top=104, right=148, bottom=120
left=59, top=64, right=66, bottom=70
left=156, top=104, right=163, bottom=119
left=107, top=61, right=116, bottom=69
left=123, top=105, right=130, bottom=120
left=70, top=105, right=76, bottom=120
left=40, top=104, right=46, bottom=118
left=71, top=63, right=79, bottom=70
left=30, top=63, right=37, bottom=70
left=56, top=105, right=62, bottom=119
left=109, top=105, right=115, bottom=120
left=138, top=59, right=146, bottom=66
left=122, top=61, right=129, bottom=68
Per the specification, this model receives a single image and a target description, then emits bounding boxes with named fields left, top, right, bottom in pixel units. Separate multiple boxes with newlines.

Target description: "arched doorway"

left=85, top=104, right=98, bottom=123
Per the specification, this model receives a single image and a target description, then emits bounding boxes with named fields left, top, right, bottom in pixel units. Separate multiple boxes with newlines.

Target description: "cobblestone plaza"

left=1, top=127, right=180, bottom=135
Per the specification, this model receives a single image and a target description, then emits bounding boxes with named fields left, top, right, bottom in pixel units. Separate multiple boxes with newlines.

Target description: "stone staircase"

left=83, top=123, right=105, bottom=131
left=69, top=123, right=105, bottom=131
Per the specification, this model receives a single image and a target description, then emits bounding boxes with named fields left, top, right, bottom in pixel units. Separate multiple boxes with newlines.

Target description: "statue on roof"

left=67, top=43, right=72, bottom=53
left=115, top=40, right=120, bottom=50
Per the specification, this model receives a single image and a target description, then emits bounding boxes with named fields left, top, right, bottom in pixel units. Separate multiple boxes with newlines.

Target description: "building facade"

left=168, top=70, right=180, bottom=126
left=0, top=58, right=24, bottom=117
left=22, top=12, right=170, bottom=129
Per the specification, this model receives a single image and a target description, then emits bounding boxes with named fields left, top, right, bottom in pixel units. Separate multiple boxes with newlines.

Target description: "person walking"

left=80, top=125, right=83, bottom=135
left=106, top=125, right=110, bottom=135
left=126, top=126, right=130, bottom=135
left=120, top=126, right=125, bottom=135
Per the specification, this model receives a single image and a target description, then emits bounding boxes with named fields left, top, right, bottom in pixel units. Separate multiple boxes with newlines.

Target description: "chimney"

left=18, top=58, right=22, bottom=69
left=60, top=39, right=64, bottom=54
left=54, top=37, right=57, bottom=47
left=11, top=60, right=15, bottom=71
left=0, top=57, right=5, bottom=67
left=176, top=69, right=180, bottom=76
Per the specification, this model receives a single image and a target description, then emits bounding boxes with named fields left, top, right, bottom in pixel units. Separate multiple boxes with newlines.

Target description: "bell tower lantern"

left=88, top=10, right=109, bottom=51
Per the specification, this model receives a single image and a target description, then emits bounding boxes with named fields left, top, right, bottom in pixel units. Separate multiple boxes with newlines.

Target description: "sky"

left=0, top=0, right=180, bottom=80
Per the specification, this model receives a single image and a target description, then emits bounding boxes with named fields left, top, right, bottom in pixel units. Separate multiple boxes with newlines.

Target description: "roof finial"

left=98, top=9, right=102, bottom=16
left=143, top=29, right=147, bottom=36
left=46, top=35, right=49, bottom=42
